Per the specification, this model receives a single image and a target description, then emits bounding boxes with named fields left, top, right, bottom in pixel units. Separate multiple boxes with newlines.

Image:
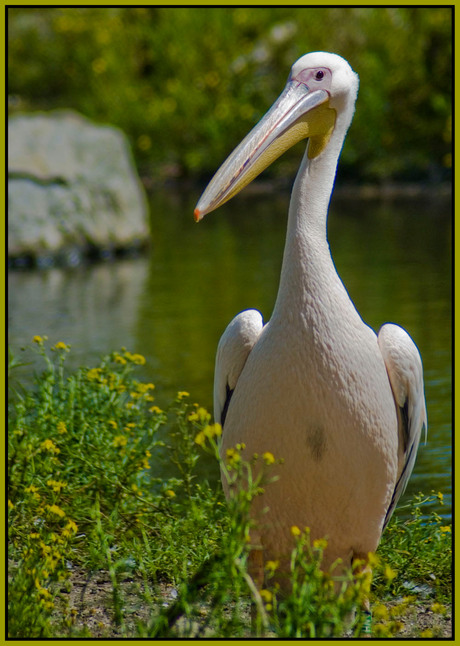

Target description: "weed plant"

left=8, top=339, right=452, bottom=638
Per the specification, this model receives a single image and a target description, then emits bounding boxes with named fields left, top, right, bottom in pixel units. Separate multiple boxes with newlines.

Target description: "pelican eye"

left=315, top=70, right=325, bottom=81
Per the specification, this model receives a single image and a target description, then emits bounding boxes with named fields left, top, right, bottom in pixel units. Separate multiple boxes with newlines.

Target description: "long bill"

left=194, top=81, right=336, bottom=221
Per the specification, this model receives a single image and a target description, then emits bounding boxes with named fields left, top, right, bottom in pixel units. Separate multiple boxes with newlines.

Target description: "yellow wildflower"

left=47, top=504, right=65, bottom=518
left=39, top=541, right=51, bottom=555
left=57, top=421, right=67, bottom=434
left=437, top=492, right=444, bottom=504
left=290, top=525, right=301, bottom=537
left=263, top=451, right=275, bottom=465
left=194, top=431, right=206, bottom=446
left=62, top=519, right=78, bottom=538
left=41, top=439, right=60, bottom=454
left=440, top=525, right=451, bottom=533
left=53, top=341, right=70, bottom=351
left=188, top=407, right=210, bottom=423
left=124, top=351, right=146, bottom=365
left=265, top=560, right=280, bottom=573
left=226, top=447, right=241, bottom=467
left=165, top=489, right=176, bottom=498
left=384, top=564, right=397, bottom=582
left=33, top=335, right=47, bottom=344
left=114, top=353, right=127, bottom=365
left=113, top=435, right=128, bottom=447
left=367, top=552, right=380, bottom=568
left=204, top=423, right=222, bottom=439
left=108, top=420, right=117, bottom=429
left=35, top=578, right=51, bottom=597
left=177, top=391, right=189, bottom=400
left=149, top=405, right=163, bottom=414
left=139, top=458, right=151, bottom=470
left=313, top=538, right=328, bottom=550
left=136, top=382, right=155, bottom=394
left=8, top=499, right=14, bottom=510
left=46, top=479, right=66, bottom=492
left=260, top=589, right=272, bottom=603
left=86, top=368, right=102, bottom=381
left=420, top=629, right=434, bottom=638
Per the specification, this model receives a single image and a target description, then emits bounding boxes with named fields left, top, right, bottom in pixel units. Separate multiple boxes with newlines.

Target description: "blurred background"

left=8, top=6, right=452, bottom=184
left=8, top=7, right=452, bottom=516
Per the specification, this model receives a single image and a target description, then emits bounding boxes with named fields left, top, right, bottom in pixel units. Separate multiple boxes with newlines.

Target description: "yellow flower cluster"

left=225, top=446, right=242, bottom=468
left=57, top=421, right=67, bottom=435
left=138, top=450, right=151, bottom=471
left=194, top=423, right=222, bottom=447
left=113, top=435, right=128, bottom=448
left=47, top=504, right=66, bottom=518
left=130, top=381, right=155, bottom=401
left=384, top=564, right=397, bottom=582
left=46, top=479, right=66, bottom=493
left=265, top=560, right=280, bottom=573
left=124, top=351, right=146, bottom=365
left=52, top=341, right=70, bottom=352
left=312, top=538, right=328, bottom=551
left=32, top=335, right=48, bottom=345
left=41, top=439, right=60, bottom=454
left=188, top=407, right=210, bottom=423
left=262, top=451, right=275, bottom=465
left=259, top=588, right=273, bottom=610
left=290, top=525, right=301, bottom=537
left=149, top=405, right=163, bottom=414
left=86, top=367, right=102, bottom=381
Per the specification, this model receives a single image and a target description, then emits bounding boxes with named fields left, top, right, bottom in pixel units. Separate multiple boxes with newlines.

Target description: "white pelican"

left=194, top=52, right=427, bottom=588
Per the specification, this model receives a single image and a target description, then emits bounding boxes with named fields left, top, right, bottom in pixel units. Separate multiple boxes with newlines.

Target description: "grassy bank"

left=8, top=339, right=452, bottom=638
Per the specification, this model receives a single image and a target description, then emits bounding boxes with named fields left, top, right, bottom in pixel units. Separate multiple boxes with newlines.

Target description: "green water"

left=8, top=187, right=452, bottom=517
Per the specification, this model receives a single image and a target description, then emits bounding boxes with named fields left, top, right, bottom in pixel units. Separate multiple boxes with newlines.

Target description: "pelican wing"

left=378, top=323, right=427, bottom=529
left=214, top=309, right=264, bottom=426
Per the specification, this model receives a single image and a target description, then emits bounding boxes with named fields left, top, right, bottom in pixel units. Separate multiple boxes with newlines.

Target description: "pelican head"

left=194, top=52, right=359, bottom=221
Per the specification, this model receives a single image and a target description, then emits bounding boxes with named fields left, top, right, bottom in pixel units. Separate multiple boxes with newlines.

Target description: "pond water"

left=8, top=186, right=452, bottom=519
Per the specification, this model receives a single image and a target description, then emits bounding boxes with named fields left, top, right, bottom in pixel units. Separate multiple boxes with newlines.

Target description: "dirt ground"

left=54, top=567, right=452, bottom=639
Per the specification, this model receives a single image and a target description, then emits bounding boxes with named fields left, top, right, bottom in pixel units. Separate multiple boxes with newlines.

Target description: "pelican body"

left=194, top=52, right=426, bottom=581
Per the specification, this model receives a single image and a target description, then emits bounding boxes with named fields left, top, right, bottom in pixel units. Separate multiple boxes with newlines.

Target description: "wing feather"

left=213, top=309, right=264, bottom=426
left=378, top=323, right=427, bottom=529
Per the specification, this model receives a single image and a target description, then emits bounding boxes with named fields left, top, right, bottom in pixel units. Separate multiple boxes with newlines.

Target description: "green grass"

left=8, top=339, right=452, bottom=638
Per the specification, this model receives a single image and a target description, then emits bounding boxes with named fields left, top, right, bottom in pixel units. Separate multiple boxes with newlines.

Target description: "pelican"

left=194, top=52, right=427, bottom=589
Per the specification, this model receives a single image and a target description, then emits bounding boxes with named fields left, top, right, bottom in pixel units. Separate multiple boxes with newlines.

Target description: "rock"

left=8, top=110, right=149, bottom=264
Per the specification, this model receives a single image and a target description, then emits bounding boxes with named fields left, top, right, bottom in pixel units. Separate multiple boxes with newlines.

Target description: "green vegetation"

left=8, top=7, right=451, bottom=183
left=8, top=340, right=451, bottom=638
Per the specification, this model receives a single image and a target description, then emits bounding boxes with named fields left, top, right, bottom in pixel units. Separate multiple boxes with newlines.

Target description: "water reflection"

left=8, top=188, right=452, bottom=518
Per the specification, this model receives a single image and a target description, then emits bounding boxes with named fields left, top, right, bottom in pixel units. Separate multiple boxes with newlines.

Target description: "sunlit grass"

left=8, top=340, right=451, bottom=638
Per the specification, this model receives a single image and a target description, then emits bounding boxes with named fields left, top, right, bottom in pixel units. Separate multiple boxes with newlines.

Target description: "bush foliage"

left=8, top=340, right=451, bottom=638
left=8, top=7, right=451, bottom=183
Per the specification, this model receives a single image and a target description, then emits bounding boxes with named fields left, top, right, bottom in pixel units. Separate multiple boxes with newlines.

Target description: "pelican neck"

left=271, top=124, right=350, bottom=319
